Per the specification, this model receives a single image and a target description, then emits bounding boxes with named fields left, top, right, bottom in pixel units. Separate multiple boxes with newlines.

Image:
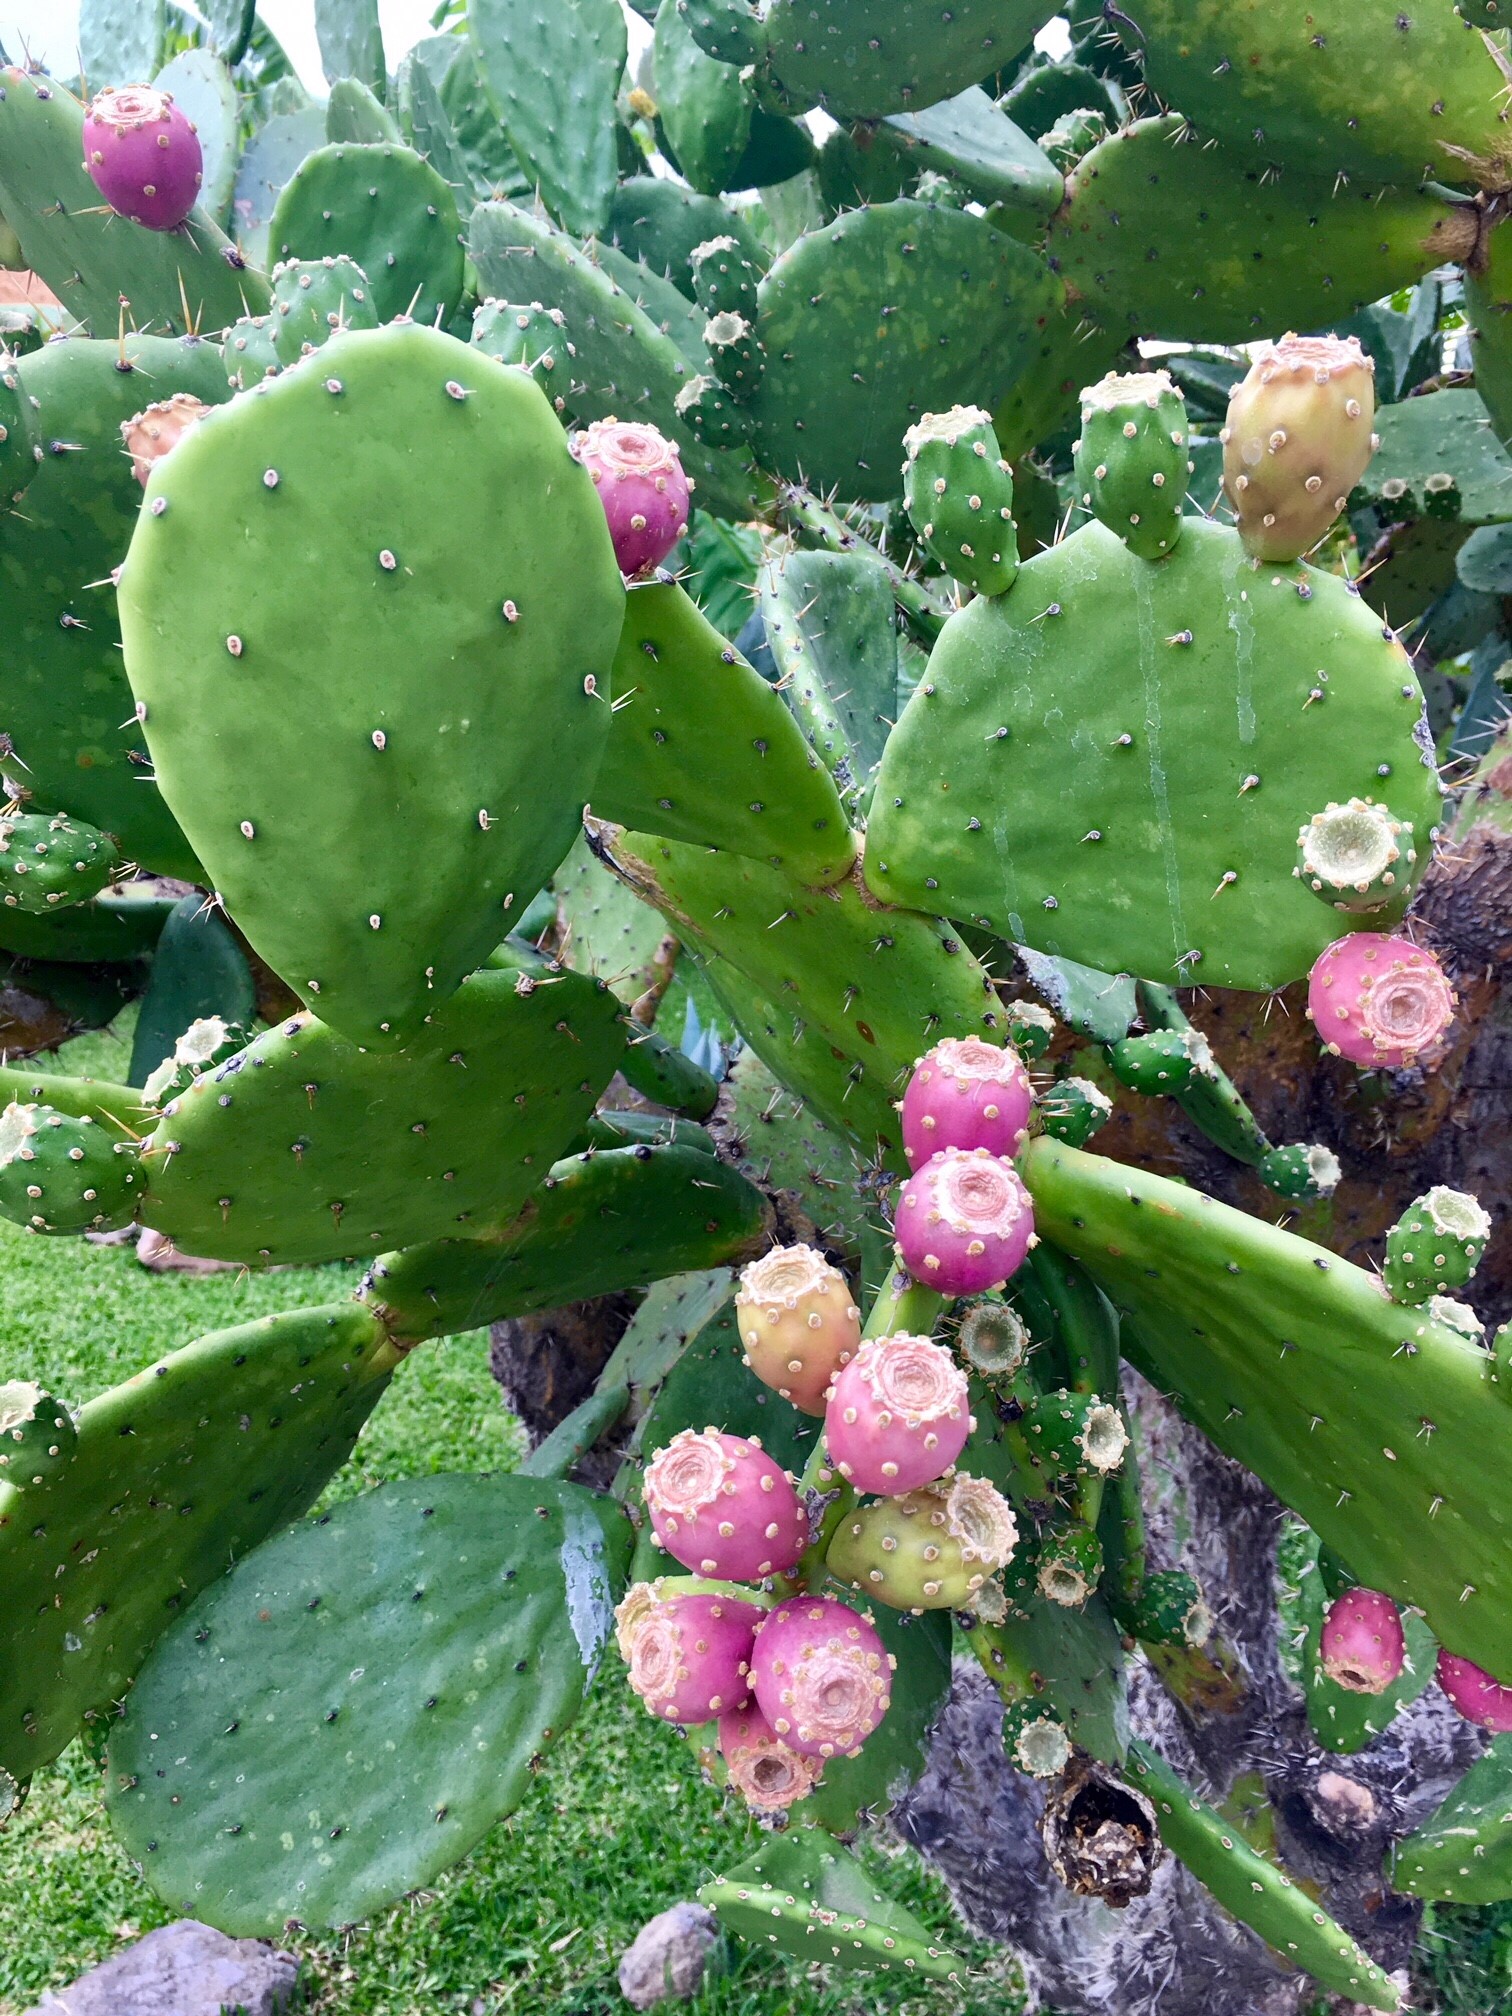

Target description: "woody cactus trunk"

left=2, top=0, right=1512, bottom=2008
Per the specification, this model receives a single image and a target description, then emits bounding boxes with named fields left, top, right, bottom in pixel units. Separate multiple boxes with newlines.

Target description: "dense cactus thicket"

left=4, top=1, right=1512, bottom=2007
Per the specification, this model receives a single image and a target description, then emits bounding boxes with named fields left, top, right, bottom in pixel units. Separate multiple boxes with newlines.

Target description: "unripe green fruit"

left=1040, top=106, right=1109, bottom=173
left=1384, top=1186, right=1492, bottom=1305
left=703, top=311, right=764, bottom=402
left=902, top=405, right=1018, bottom=598
left=1004, top=999, right=1056, bottom=1061
left=0, top=1380, right=77, bottom=1488
left=1107, top=1027, right=1211, bottom=1097
left=825, top=1472, right=1018, bottom=1612
left=0, top=1101, right=142, bottom=1234
left=1115, top=1568, right=1211, bottom=1649
left=1002, top=1696, right=1072, bottom=1777
left=1017, top=1388, right=1129, bottom=1478
left=675, top=371, right=750, bottom=449
left=0, top=811, right=120, bottom=916
left=1257, top=1141, right=1341, bottom=1203
left=269, top=254, right=377, bottom=365
left=1073, top=368, right=1190, bottom=561
left=1295, top=797, right=1416, bottom=913
left=1036, top=1522, right=1104, bottom=1608
left=1038, top=1076, right=1113, bottom=1149
left=689, top=233, right=759, bottom=322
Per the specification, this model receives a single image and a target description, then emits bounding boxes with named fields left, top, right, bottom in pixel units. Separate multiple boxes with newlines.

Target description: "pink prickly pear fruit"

left=615, top=1580, right=764, bottom=1724
left=1307, top=932, right=1456, bottom=1070
left=750, top=1594, right=894, bottom=1759
left=734, top=1243, right=861, bottom=1416
left=824, top=1332, right=972, bottom=1494
left=121, top=394, right=210, bottom=487
left=1221, top=332, right=1377, bottom=561
left=900, top=1034, right=1033, bottom=1171
left=1319, top=1587, right=1406, bottom=1695
left=643, top=1426, right=807, bottom=1580
left=717, top=1700, right=820, bottom=1810
left=1437, top=1649, right=1512, bottom=1732
left=571, top=417, right=690, bottom=578
left=895, top=1145, right=1036, bottom=1296
left=82, top=87, right=203, bottom=232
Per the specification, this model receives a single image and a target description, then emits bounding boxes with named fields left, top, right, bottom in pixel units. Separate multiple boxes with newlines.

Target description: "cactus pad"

left=269, top=142, right=465, bottom=325
left=1391, top=1736, right=1512, bottom=1904
left=0, top=812, right=120, bottom=916
left=757, top=0, right=1055, bottom=120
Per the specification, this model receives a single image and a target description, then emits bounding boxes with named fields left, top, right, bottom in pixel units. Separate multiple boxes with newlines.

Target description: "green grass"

left=0, top=1026, right=1014, bottom=2016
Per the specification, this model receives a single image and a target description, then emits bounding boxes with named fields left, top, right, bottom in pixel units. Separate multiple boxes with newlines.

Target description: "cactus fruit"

left=1383, top=1186, right=1493, bottom=1306
left=0, top=1381, right=77, bottom=1488
left=82, top=86, right=203, bottom=231
left=901, top=406, right=1018, bottom=598
left=1116, top=1569, right=1212, bottom=1650
left=1017, top=1388, right=1129, bottom=1479
left=1002, top=1697, right=1073, bottom=1778
left=703, top=311, right=764, bottom=401
left=956, top=1300, right=1030, bottom=1379
left=749, top=1595, right=893, bottom=1759
left=1257, top=1141, right=1342, bottom=1203
left=824, top=1334, right=973, bottom=1494
left=825, top=1473, right=1018, bottom=1612
left=1107, top=1028, right=1211, bottom=1097
left=717, top=1700, right=820, bottom=1811
left=121, top=395, right=210, bottom=487
left=673, top=371, right=748, bottom=449
left=0, top=1102, right=140, bottom=1234
left=1319, top=1588, right=1407, bottom=1696
left=1073, top=369, right=1190, bottom=561
left=471, top=300, right=573, bottom=410
left=895, top=1147, right=1036, bottom=1297
left=1295, top=799, right=1416, bottom=913
left=618, top=1583, right=765, bottom=1724
left=0, top=813, right=120, bottom=915
left=268, top=254, right=377, bottom=364
left=1037, top=1076, right=1113, bottom=1149
left=1036, top=1523, right=1104, bottom=1609
left=1003, top=999, right=1056, bottom=1060
left=734, top=1244, right=861, bottom=1416
left=1222, top=334, right=1378, bottom=562
left=1436, top=1650, right=1512, bottom=1733
left=1306, top=933, right=1456, bottom=1069
left=642, top=1427, right=808, bottom=1580
left=689, top=233, right=760, bottom=322
left=900, top=1035, right=1032, bottom=1171
left=572, top=419, right=691, bottom=579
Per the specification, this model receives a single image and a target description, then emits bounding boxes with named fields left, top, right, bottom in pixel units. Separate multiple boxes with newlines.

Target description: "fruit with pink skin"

left=894, top=1145, right=1036, bottom=1296
left=717, top=1700, right=820, bottom=1810
left=571, top=417, right=690, bottom=577
left=900, top=1035, right=1033, bottom=1171
left=643, top=1426, right=807, bottom=1580
left=750, top=1594, right=894, bottom=1758
left=1437, top=1648, right=1512, bottom=1732
left=1307, top=932, right=1455, bottom=1069
left=824, top=1332, right=972, bottom=1494
left=82, top=87, right=203, bottom=232
left=734, top=1243, right=860, bottom=1416
left=1319, top=1587, right=1406, bottom=1695
left=121, top=394, right=210, bottom=487
left=616, top=1581, right=764, bottom=1724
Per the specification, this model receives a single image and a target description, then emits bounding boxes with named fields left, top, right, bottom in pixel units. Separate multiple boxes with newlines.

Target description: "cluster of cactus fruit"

left=4, top=0, right=1512, bottom=2005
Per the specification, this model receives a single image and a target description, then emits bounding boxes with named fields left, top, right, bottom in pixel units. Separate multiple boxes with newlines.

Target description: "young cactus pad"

left=117, top=324, right=626, bottom=1046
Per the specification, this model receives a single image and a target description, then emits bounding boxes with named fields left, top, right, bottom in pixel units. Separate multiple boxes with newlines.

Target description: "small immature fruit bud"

left=1319, top=1587, right=1406, bottom=1695
left=1037, top=1075, right=1114, bottom=1149
left=825, top=1472, right=1018, bottom=1611
left=1114, top=1568, right=1211, bottom=1649
left=1307, top=932, right=1455, bottom=1070
left=735, top=1243, right=860, bottom=1416
left=750, top=1594, right=893, bottom=1758
left=1107, top=1027, right=1212, bottom=1097
left=717, top=1700, right=819, bottom=1811
left=1003, top=998, right=1056, bottom=1060
left=643, top=1428, right=807, bottom=1580
left=901, top=406, right=1018, bottom=598
left=571, top=418, right=689, bottom=578
left=1036, top=1523, right=1104, bottom=1608
left=1437, top=1648, right=1512, bottom=1732
left=1017, top=1388, right=1128, bottom=1478
left=824, top=1333, right=971, bottom=1494
left=0, top=1100, right=141, bottom=1235
left=894, top=1146, right=1035, bottom=1297
left=0, top=811, right=120, bottom=916
left=688, top=234, right=760, bottom=323
left=121, top=394, right=209, bottom=487
left=1222, top=332, right=1376, bottom=560
left=1073, top=369, right=1189, bottom=560
left=83, top=86, right=203, bottom=231
left=0, top=1380, right=78, bottom=1488
left=901, top=1034, right=1033, bottom=1171
left=1295, top=797, right=1414, bottom=911
left=674, top=371, right=749, bottom=450
left=616, top=1582, right=764, bottom=1724
left=1257, top=1141, right=1341, bottom=1202
left=1382, top=1185, right=1492, bottom=1306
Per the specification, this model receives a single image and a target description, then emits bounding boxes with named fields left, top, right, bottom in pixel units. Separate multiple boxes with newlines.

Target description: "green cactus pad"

left=654, top=0, right=754, bottom=196
left=677, top=0, right=762, bottom=66
left=968, top=1594, right=1128, bottom=1761
left=268, top=254, right=378, bottom=364
left=0, top=1302, right=391, bottom=1781
left=471, top=299, right=572, bottom=410
left=222, top=314, right=282, bottom=391
left=1126, top=0, right=1511, bottom=188
left=394, top=52, right=476, bottom=209
left=269, top=142, right=465, bottom=325
left=610, top=183, right=761, bottom=299
left=1358, top=387, right=1512, bottom=525
left=878, top=89, right=1065, bottom=219
left=357, top=1136, right=771, bottom=1343
left=717, top=1048, right=870, bottom=1260
left=0, top=1383, right=77, bottom=1490
left=0, top=1101, right=142, bottom=1234
left=1047, top=118, right=1466, bottom=348
left=469, top=200, right=765, bottom=520
left=597, top=582, right=854, bottom=884
left=325, top=76, right=400, bottom=145
left=552, top=832, right=673, bottom=999
left=991, top=299, right=1126, bottom=464
left=1128, top=1741, right=1399, bottom=2009
left=0, top=1063, right=144, bottom=1131
left=138, top=962, right=624, bottom=1266
left=2, top=333, right=232, bottom=879
left=315, top=0, right=387, bottom=96
left=757, top=0, right=1056, bottom=120
left=617, top=1025, right=721, bottom=1118
left=119, top=323, right=624, bottom=1046
left=1468, top=214, right=1512, bottom=456
left=126, top=893, right=256, bottom=1092
left=865, top=516, right=1442, bottom=990
left=745, top=199, right=1064, bottom=502
left=107, top=1474, right=630, bottom=1936
left=1383, top=1185, right=1493, bottom=1306
left=1026, top=1138, right=1512, bottom=1682
left=0, top=68, right=265, bottom=336
left=0, top=812, right=120, bottom=917
left=468, top=0, right=626, bottom=235
left=1392, top=1735, right=1512, bottom=1904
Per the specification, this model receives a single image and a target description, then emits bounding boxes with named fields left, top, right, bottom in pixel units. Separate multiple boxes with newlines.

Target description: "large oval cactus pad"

left=119, top=325, right=624, bottom=1046
left=866, top=517, right=1441, bottom=990
left=0, top=1303, right=391, bottom=1782
left=107, top=1475, right=630, bottom=1935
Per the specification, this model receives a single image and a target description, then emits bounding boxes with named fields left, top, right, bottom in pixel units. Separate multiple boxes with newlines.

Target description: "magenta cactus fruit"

left=1307, top=932, right=1456, bottom=1069
left=616, top=1581, right=764, bottom=1724
left=1437, top=1649, right=1512, bottom=1732
left=750, top=1595, right=894, bottom=1759
left=1319, top=1587, right=1406, bottom=1695
left=82, top=86, right=203, bottom=232
left=642, top=1426, right=807, bottom=1580
left=900, top=1034, right=1033, bottom=1171
left=824, top=1332, right=972, bottom=1494
left=571, top=417, right=690, bottom=577
left=895, top=1146, right=1036, bottom=1296
left=717, top=1700, right=820, bottom=1810
left=122, top=394, right=210, bottom=487
left=734, top=1243, right=861, bottom=1416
